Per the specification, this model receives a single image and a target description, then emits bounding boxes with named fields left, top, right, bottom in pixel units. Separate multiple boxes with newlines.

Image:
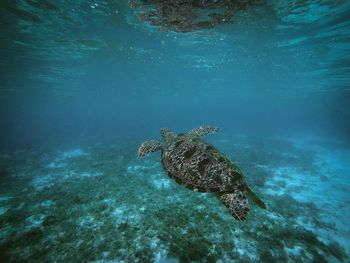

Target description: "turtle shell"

left=161, top=135, right=246, bottom=193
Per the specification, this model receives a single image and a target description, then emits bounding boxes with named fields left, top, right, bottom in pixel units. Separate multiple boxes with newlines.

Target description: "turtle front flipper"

left=188, top=125, right=219, bottom=137
left=138, top=140, right=163, bottom=157
left=220, top=191, right=250, bottom=221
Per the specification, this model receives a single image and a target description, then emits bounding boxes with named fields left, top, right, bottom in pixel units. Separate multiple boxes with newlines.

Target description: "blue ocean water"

left=0, top=0, right=349, bottom=262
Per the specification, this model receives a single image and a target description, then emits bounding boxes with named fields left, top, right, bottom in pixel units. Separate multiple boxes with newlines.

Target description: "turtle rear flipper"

left=220, top=191, right=250, bottom=221
left=188, top=126, right=219, bottom=137
left=245, top=186, right=267, bottom=209
left=138, top=140, right=163, bottom=157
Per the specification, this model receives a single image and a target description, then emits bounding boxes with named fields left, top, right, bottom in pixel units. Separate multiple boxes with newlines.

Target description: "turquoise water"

left=0, top=1, right=349, bottom=262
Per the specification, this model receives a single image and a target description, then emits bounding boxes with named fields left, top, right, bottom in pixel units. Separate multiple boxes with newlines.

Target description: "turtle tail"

left=245, top=186, right=267, bottom=209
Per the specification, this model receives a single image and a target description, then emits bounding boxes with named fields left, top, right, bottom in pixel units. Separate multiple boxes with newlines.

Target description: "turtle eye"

left=236, top=191, right=243, bottom=199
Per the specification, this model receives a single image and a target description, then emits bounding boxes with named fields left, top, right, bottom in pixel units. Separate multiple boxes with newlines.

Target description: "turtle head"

left=160, top=128, right=175, bottom=144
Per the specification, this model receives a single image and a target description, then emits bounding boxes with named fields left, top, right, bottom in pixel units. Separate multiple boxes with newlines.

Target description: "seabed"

left=0, top=134, right=349, bottom=262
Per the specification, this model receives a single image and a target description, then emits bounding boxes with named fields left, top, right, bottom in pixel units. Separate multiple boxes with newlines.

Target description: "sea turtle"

left=138, top=125, right=266, bottom=221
